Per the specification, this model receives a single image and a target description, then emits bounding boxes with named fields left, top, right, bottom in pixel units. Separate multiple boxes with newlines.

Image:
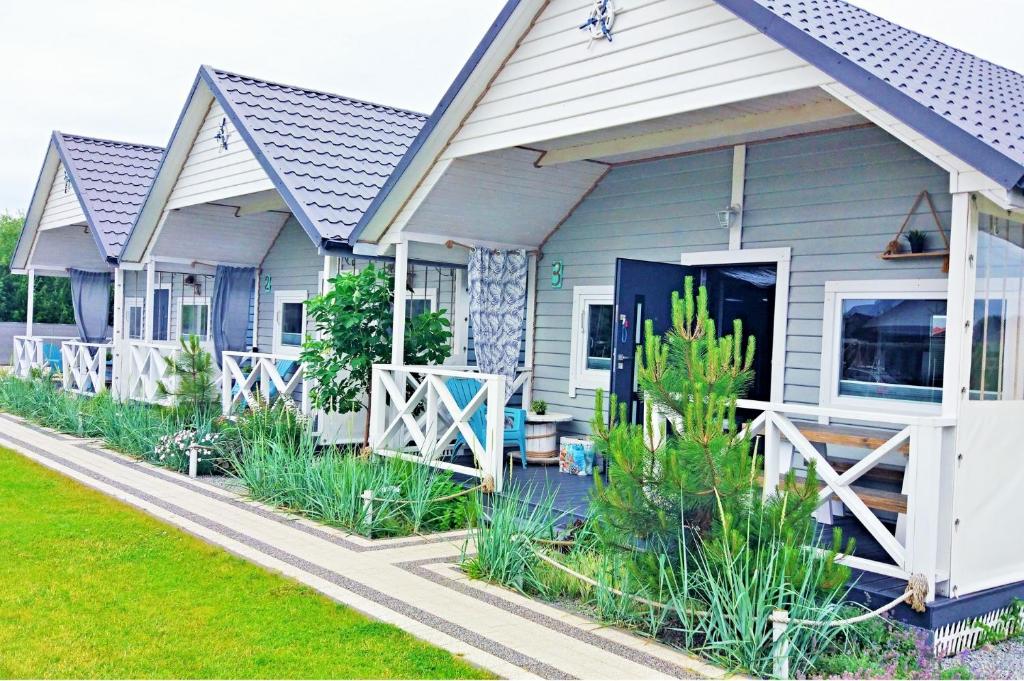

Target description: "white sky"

left=0, top=0, right=1021, bottom=214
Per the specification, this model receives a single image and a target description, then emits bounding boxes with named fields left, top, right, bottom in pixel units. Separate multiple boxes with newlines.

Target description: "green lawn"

left=0, top=447, right=491, bottom=679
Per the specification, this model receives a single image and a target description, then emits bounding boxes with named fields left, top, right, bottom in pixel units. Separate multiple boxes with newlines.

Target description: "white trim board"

left=681, top=247, right=791, bottom=404
left=819, top=278, right=949, bottom=418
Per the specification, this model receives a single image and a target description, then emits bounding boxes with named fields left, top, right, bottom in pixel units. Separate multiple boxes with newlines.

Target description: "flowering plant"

left=152, top=428, right=223, bottom=474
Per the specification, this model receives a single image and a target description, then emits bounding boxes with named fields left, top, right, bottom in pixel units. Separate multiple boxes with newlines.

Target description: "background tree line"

left=0, top=213, right=74, bottom=323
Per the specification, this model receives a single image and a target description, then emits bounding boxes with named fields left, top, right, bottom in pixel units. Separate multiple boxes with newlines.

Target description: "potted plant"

left=530, top=399, right=548, bottom=416
left=905, top=229, right=928, bottom=253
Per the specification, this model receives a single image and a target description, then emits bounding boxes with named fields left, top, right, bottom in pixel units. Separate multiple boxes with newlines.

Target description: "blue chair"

left=41, top=342, right=63, bottom=373
left=445, top=377, right=528, bottom=468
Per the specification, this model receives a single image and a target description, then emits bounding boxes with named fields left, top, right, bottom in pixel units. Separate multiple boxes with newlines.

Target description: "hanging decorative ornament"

left=214, top=117, right=231, bottom=151
left=579, top=0, right=617, bottom=47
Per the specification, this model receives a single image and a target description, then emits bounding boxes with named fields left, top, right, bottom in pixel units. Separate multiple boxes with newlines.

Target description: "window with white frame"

left=405, top=287, right=438, bottom=318
left=273, top=290, right=307, bottom=357
left=125, top=298, right=144, bottom=340
left=569, top=286, right=613, bottom=396
left=821, top=280, right=947, bottom=410
left=178, top=298, right=211, bottom=341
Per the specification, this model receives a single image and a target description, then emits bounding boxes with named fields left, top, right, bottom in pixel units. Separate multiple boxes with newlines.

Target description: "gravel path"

left=943, top=638, right=1024, bottom=679
left=197, top=473, right=248, bottom=495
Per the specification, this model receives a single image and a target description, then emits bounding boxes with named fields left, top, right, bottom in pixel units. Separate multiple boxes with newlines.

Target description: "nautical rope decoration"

left=579, top=0, right=617, bottom=46
left=214, top=117, right=230, bottom=151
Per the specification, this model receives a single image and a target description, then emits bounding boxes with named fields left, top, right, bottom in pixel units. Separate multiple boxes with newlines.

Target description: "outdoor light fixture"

left=717, top=204, right=741, bottom=230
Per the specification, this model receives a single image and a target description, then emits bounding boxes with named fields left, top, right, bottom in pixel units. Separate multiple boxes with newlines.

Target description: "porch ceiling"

left=396, top=89, right=864, bottom=250
left=150, top=199, right=290, bottom=266
left=399, top=147, right=607, bottom=249
left=30, top=222, right=110, bottom=272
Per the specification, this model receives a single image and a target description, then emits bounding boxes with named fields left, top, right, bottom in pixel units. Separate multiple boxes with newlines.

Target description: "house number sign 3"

left=551, top=260, right=564, bottom=289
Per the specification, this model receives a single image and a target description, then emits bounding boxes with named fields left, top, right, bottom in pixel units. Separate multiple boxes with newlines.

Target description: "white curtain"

left=467, top=248, right=528, bottom=397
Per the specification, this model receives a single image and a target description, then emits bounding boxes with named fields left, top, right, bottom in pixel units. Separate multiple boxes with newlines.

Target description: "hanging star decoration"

left=214, top=117, right=230, bottom=151
left=579, top=0, right=617, bottom=47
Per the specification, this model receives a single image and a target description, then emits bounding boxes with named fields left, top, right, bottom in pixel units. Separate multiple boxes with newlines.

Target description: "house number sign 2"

left=264, top=275, right=272, bottom=292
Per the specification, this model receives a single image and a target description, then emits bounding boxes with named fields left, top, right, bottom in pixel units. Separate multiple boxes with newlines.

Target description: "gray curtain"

left=467, top=248, right=528, bottom=397
left=68, top=268, right=111, bottom=343
left=212, top=265, right=255, bottom=367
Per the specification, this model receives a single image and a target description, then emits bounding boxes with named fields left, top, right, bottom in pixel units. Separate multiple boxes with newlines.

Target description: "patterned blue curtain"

left=467, top=248, right=528, bottom=397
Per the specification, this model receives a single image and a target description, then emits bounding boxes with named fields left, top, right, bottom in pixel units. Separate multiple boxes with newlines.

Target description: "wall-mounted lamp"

left=717, top=204, right=741, bottom=230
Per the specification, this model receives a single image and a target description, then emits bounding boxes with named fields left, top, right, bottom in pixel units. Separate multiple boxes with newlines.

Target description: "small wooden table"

left=523, top=412, right=573, bottom=465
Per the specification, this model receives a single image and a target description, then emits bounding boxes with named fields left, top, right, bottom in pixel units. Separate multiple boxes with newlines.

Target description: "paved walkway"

left=0, top=413, right=721, bottom=680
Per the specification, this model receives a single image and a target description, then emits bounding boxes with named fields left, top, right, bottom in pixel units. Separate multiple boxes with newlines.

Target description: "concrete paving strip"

left=0, top=413, right=716, bottom=680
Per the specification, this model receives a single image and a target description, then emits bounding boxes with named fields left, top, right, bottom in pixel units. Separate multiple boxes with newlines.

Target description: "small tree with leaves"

left=301, top=263, right=453, bottom=445
left=158, top=335, right=218, bottom=421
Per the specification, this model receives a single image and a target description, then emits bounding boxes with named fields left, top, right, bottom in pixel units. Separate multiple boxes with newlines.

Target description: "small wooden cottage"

left=343, top=0, right=1024, bottom=642
left=9, top=132, right=163, bottom=393
left=115, top=66, right=468, bottom=442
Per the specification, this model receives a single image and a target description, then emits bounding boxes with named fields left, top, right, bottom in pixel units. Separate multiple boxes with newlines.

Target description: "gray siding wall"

left=257, top=217, right=322, bottom=351
left=531, top=126, right=951, bottom=434
left=741, top=126, right=950, bottom=404
left=534, top=148, right=734, bottom=434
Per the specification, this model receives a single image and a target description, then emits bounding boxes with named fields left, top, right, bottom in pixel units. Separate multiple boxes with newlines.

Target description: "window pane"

left=181, top=304, right=209, bottom=339
left=128, top=307, right=143, bottom=340
left=972, top=214, right=1024, bottom=400
left=405, top=298, right=432, bottom=318
left=839, top=298, right=945, bottom=403
left=280, top=302, right=304, bottom=347
left=586, top=304, right=613, bottom=370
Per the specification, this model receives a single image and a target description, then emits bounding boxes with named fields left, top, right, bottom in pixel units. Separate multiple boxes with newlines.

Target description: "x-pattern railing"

left=370, top=364, right=527, bottom=491
left=220, top=351, right=307, bottom=416
left=12, top=335, right=73, bottom=378
left=126, top=342, right=177, bottom=405
left=61, top=341, right=113, bottom=395
left=738, top=400, right=953, bottom=598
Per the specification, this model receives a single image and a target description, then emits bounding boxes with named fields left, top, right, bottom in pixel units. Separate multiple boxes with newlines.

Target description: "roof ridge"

left=206, top=65, right=430, bottom=121
left=57, top=131, right=165, bottom=153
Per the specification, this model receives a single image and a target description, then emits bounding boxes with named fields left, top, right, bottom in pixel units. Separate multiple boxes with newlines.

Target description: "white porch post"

left=111, top=267, right=124, bottom=397
left=391, top=239, right=408, bottom=365
left=25, top=268, right=35, bottom=337
left=523, top=252, right=538, bottom=407
left=942, top=192, right=979, bottom=416
left=144, top=260, right=156, bottom=342
left=251, top=267, right=260, bottom=349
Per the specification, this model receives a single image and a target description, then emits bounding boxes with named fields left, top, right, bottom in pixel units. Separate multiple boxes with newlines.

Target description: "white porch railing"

left=737, top=400, right=955, bottom=599
left=125, top=341, right=179, bottom=404
left=61, top=341, right=114, bottom=395
left=12, top=335, right=74, bottom=378
left=369, top=365, right=532, bottom=492
left=221, top=351, right=308, bottom=416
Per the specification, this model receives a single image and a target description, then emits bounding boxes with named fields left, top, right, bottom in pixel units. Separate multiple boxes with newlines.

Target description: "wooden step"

left=794, top=421, right=910, bottom=455
left=760, top=475, right=908, bottom=514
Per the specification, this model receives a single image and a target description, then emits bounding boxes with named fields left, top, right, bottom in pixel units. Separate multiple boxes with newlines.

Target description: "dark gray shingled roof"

left=55, top=133, right=164, bottom=260
left=203, top=66, right=428, bottom=245
left=718, top=0, right=1024, bottom=190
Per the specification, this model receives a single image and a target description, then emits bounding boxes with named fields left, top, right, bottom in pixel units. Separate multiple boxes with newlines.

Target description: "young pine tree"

left=591, top=276, right=849, bottom=590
